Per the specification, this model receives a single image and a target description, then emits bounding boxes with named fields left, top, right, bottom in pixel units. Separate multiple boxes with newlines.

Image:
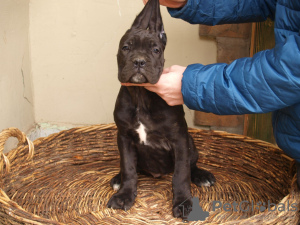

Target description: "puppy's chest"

left=135, top=121, right=148, bottom=145
left=134, top=108, right=171, bottom=150
left=134, top=108, right=154, bottom=146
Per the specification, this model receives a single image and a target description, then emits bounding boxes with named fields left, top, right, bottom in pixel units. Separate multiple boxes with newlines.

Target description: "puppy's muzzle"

left=130, top=57, right=147, bottom=83
left=133, top=58, right=146, bottom=68
left=130, top=74, right=147, bottom=83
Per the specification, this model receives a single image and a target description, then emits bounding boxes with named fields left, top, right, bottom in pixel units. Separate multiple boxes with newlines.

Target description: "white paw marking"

left=113, top=184, right=120, bottom=191
left=201, top=181, right=212, bottom=187
left=136, top=122, right=147, bottom=145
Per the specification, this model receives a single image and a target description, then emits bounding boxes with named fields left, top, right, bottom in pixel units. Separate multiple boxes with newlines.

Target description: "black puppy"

left=107, top=0, right=216, bottom=218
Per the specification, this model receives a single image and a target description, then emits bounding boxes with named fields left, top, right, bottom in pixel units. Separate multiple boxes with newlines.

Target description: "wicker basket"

left=0, top=124, right=299, bottom=224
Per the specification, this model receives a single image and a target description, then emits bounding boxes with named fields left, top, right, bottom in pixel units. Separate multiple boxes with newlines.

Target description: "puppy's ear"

left=151, top=0, right=167, bottom=47
left=158, top=25, right=167, bottom=47
left=131, top=0, right=155, bottom=30
left=131, top=0, right=167, bottom=46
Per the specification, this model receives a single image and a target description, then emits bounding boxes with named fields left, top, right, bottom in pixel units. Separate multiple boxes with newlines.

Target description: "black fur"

left=107, top=0, right=216, bottom=218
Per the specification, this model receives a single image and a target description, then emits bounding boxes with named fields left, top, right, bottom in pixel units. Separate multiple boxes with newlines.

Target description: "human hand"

left=122, top=65, right=186, bottom=106
left=142, top=0, right=187, bottom=8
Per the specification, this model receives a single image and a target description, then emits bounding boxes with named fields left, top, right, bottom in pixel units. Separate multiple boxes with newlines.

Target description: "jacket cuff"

left=181, top=64, right=203, bottom=110
left=167, top=1, right=197, bottom=24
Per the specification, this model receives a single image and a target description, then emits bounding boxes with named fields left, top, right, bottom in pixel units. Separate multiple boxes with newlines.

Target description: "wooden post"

left=244, top=19, right=276, bottom=143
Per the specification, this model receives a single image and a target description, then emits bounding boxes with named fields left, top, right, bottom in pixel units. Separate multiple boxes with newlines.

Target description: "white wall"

left=0, top=0, right=217, bottom=151
left=29, top=0, right=217, bottom=127
left=0, top=0, right=35, bottom=136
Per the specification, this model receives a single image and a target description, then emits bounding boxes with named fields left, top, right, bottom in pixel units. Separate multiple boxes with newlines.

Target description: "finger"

left=121, top=83, right=155, bottom=87
left=162, top=66, right=179, bottom=74
left=144, top=86, right=165, bottom=101
left=162, top=67, right=171, bottom=74
left=144, top=86, right=158, bottom=92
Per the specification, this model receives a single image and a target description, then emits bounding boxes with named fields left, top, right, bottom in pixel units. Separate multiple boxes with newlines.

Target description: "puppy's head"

left=117, top=0, right=167, bottom=84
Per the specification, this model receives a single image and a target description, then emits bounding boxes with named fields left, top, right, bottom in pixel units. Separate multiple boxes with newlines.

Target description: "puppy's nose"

left=133, top=58, right=146, bottom=68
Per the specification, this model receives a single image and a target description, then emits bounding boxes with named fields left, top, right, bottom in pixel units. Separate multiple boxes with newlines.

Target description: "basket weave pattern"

left=0, top=124, right=299, bottom=224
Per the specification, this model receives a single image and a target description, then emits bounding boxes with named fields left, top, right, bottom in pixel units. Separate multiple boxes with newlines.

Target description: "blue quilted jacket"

left=168, top=0, right=300, bottom=162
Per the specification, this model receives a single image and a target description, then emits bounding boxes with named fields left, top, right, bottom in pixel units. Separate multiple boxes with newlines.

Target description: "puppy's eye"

left=122, top=46, right=130, bottom=51
left=153, top=48, right=160, bottom=54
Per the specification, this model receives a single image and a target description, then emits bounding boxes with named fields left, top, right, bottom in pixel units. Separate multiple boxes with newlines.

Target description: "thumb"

left=162, top=67, right=171, bottom=74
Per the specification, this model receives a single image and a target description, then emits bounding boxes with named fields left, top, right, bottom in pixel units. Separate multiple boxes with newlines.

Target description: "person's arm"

left=122, top=34, right=300, bottom=112
left=143, top=0, right=187, bottom=9
left=182, top=34, right=300, bottom=115
left=168, top=0, right=276, bottom=25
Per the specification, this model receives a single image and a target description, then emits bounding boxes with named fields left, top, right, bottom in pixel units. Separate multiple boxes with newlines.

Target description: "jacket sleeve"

left=168, top=0, right=276, bottom=25
left=181, top=34, right=300, bottom=115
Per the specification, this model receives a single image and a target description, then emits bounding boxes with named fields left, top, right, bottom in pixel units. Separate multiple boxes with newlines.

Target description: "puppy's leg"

left=107, top=132, right=138, bottom=211
left=189, top=135, right=216, bottom=187
left=172, top=132, right=193, bottom=218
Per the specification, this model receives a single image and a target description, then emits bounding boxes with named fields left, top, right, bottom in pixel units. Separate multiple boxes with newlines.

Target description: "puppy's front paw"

left=173, top=198, right=193, bottom=218
left=191, top=168, right=216, bottom=187
left=107, top=192, right=136, bottom=211
left=110, top=173, right=121, bottom=191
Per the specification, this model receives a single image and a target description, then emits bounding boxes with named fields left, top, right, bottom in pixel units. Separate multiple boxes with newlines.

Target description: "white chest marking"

left=136, top=122, right=147, bottom=145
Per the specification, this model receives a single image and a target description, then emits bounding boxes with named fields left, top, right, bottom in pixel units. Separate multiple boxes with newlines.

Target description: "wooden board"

left=244, top=19, right=276, bottom=144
